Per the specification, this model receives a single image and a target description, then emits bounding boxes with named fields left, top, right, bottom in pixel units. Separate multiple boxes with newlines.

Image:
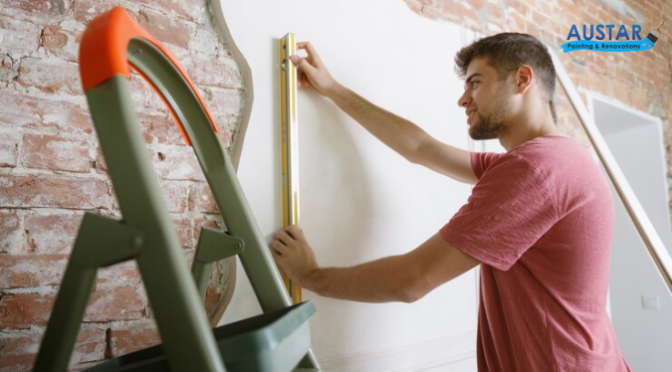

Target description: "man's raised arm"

left=290, top=42, right=478, bottom=185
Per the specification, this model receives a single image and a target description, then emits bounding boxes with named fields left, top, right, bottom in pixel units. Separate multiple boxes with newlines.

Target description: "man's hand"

left=290, top=42, right=340, bottom=97
left=271, top=225, right=320, bottom=287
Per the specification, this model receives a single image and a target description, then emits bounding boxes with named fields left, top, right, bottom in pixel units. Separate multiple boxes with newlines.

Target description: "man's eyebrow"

left=465, top=73, right=483, bottom=83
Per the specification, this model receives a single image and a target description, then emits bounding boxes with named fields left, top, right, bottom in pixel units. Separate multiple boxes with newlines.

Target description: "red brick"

left=21, top=134, right=91, bottom=173
left=73, top=0, right=121, bottom=23
left=621, top=69, right=636, bottom=86
left=188, top=27, right=220, bottom=56
left=0, top=325, right=105, bottom=371
left=417, top=5, right=443, bottom=21
left=137, top=9, right=191, bottom=51
left=84, top=287, right=146, bottom=322
left=506, top=0, right=530, bottom=16
left=216, top=128, right=231, bottom=151
left=93, top=146, right=107, bottom=174
left=185, top=55, right=243, bottom=90
left=2, top=0, right=72, bottom=23
left=127, top=72, right=170, bottom=113
left=45, top=22, right=83, bottom=64
left=469, top=0, right=487, bottom=10
left=72, top=326, right=108, bottom=365
left=69, top=361, right=106, bottom=372
left=0, top=292, right=54, bottom=330
left=0, top=350, right=34, bottom=372
left=592, top=53, right=609, bottom=71
left=188, top=182, right=218, bottom=213
left=0, top=254, right=68, bottom=289
left=612, top=79, right=631, bottom=105
left=0, top=136, right=18, bottom=168
left=438, top=1, right=479, bottom=25
left=16, top=56, right=82, bottom=96
left=0, top=14, right=41, bottom=55
left=176, top=253, right=194, bottom=276
left=74, top=0, right=206, bottom=27
left=24, top=213, right=82, bottom=254
left=0, top=93, right=93, bottom=135
left=663, top=87, right=672, bottom=115
left=172, top=217, right=193, bottom=248
left=202, top=88, right=243, bottom=119
left=137, top=0, right=207, bottom=23
left=96, top=261, right=142, bottom=288
left=108, top=319, right=160, bottom=357
left=139, top=111, right=184, bottom=146
left=201, top=87, right=240, bottom=136
left=630, top=88, right=648, bottom=112
left=151, top=146, right=205, bottom=181
left=531, top=10, right=549, bottom=27
left=0, top=175, right=113, bottom=210
left=40, top=25, right=68, bottom=52
left=193, top=217, right=223, bottom=242
left=0, top=55, right=19, bottom=87
left=159, top=181, right=188, bottom=213
left=506, top=11, right=526, bottom=32
left=0, top=212, right=22, bottom=254
left=402, top=0, right=424, bottom=15
left=487, top=3, right=505, bottom=22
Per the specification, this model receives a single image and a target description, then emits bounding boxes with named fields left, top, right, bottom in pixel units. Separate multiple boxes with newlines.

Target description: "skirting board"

left=318, top=331, right=477, bottom=372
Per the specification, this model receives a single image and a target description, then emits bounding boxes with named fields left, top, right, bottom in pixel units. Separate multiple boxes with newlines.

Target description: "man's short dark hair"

left=454, top=33, right=557, bottom=122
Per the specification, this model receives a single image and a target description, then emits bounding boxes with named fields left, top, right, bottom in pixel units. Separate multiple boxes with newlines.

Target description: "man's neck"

left=498, top=117, right=561, bottom=152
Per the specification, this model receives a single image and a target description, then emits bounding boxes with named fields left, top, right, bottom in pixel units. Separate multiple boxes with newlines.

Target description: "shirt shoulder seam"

left=510, top=153, right=560, bottom=222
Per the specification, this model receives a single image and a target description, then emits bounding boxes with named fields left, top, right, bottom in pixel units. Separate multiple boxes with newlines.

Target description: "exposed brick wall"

left=404, top=0, right=672, bottom=217
left=0, top=0, right=243, bottom=370
left=0, top=0, right=670, bottom=371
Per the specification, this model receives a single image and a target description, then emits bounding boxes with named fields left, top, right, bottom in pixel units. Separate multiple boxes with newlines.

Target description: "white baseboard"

left=318, top=331, right=477, bottom=372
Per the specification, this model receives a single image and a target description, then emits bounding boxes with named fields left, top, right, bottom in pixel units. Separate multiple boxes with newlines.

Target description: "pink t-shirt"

left=440, top=135, right=631, bottom=372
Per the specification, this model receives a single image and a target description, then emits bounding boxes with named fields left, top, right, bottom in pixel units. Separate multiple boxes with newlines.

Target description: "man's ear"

left=515, top=65, right=534, bottom=94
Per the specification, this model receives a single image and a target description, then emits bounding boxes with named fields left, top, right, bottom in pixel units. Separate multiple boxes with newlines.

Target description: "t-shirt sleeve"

left=470, top=151, right=502, bottom=179
left=441, top=153, right=559, bottom=271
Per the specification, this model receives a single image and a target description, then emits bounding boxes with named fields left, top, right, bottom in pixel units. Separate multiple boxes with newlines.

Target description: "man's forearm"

left=300, top=254, right=419, bottom=303
left=326, top=83, right=431, bottom=164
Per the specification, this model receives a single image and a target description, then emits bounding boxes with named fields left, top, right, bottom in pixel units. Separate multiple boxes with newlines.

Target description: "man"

left=271, top=33, right=631, bottom=371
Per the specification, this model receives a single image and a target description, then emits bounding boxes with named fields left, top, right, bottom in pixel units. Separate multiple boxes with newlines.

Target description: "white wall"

left=214, top=1, right=479, bottom=370
left=591, top=96, right=672, bottom=372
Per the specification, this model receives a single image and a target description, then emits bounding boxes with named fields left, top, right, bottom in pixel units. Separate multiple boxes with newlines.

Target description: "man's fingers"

left=271, top=240, right=287, bottom=255
left=290, top=56, right=317, bottom=76
left=285, top=225, right=303, bottom=240
left=298, top=72, right=310, bottom=88
left=297, top=42, right=323, bottom=64
left=275, top=230, right=295, bottom=246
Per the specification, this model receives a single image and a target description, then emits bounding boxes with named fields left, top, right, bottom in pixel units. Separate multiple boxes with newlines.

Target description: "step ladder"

left=32, top=7, right=320, bottom=372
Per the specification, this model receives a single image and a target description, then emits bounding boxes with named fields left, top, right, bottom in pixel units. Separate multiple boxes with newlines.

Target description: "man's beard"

left=469, top=111, right=507, bottom=140
left=468, top=84, right=511, bottom=140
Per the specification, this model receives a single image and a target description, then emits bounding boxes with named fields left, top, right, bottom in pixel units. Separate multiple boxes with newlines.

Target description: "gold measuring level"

left=280, top=33, right=301, bottom=303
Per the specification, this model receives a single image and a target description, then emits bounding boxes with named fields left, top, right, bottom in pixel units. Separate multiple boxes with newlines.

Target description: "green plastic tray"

left=85, top=301, right=316, bottom=372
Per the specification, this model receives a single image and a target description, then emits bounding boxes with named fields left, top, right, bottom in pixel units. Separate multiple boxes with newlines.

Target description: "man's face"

left=457, top=57, right=515, bottom=140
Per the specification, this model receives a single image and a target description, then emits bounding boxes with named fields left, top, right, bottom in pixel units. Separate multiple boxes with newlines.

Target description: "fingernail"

left=290, top=55, right=299, bottom=62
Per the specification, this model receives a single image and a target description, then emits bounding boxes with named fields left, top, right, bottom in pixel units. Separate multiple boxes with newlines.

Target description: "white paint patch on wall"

left=216, top=0, right=479, bottom=369
left=597, top=0, right=644, bottom=23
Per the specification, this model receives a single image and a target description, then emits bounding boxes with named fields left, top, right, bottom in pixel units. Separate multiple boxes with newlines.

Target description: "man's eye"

left=471, top=81, right=479, bottom=87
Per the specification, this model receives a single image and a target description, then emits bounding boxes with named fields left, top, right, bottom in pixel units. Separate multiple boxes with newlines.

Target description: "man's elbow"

left=402, top=150, right=422, bottom=167
left=400, top=282, right=429, bottom=303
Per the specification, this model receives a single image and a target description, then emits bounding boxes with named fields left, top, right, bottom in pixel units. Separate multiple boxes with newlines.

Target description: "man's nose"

left=458, top=90, right=470, bottom=108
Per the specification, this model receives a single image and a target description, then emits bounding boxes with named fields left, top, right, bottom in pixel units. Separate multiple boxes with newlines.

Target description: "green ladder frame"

left=33, top=7, right=319, bottom=372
